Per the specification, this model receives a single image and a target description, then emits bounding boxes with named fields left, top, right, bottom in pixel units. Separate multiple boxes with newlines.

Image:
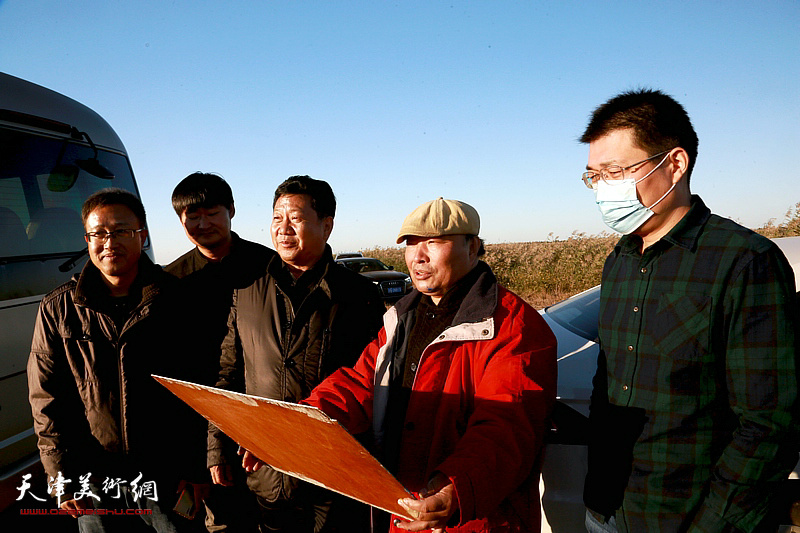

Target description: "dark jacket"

left=28, top=255, right=201, bottom=499
left=165, top=232, right=275, bottom=286
left=165, top=233, right=277, bottom=387
left=208, top=246, right=385, bottom=502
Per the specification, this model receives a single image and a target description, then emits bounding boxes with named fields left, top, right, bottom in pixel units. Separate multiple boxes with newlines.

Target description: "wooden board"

left=152, top=375, right=413, bottom=519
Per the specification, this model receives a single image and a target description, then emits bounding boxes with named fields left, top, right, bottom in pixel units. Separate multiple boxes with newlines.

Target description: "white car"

left=538, top=236, right=800, bottom=532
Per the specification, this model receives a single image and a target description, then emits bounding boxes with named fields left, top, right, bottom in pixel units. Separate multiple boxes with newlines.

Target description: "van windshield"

left=0, top=127, right=139, bottom=300
left=1, top=128, right=138, bottom=258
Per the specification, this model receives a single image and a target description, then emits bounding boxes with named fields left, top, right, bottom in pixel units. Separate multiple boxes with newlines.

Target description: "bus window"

left=0, top=127, right=142, bottom=301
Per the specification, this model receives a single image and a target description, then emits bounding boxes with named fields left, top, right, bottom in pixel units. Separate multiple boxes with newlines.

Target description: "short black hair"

left=171, top=172, right=234, bottom=216
left=580, top=88, right=699, bottom=184
left=82, top=188, right=146, bottom=228
left=273, top=175, right=336, bottom=219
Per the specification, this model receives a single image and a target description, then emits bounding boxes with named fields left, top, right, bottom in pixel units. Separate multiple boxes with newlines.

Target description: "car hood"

left=359, top=270, right=409, bottom=282
left=539, top=312, right=598, bottom=418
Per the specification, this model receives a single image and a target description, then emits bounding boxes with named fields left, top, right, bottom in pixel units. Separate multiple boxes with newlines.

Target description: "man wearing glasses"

left=28, top=188, right=200, bottom=532
left=580, top=90, right=798, bottom=532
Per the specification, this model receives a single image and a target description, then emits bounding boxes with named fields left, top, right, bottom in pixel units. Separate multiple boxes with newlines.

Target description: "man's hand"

left=209, top=464, right=234, bottom=486
left=396, top=473, right=457, bottom=532
left=60, top=498, right=92, bottom=518
left=238, top=446, right=266, bottom=473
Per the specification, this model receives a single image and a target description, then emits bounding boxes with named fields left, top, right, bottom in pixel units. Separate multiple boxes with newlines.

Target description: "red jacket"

left=305, top=264, right=557, bottom=532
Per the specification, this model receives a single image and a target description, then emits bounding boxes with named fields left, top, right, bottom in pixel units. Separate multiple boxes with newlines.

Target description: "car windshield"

left=342, top=259, right=391, bottom=273
left=544, top=286, right=600, bottom=342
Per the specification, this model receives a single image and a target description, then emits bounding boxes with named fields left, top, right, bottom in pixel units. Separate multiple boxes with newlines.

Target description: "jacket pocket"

left=61, top=322, right=102, bottom=384
left=247, top=465, right=301, bottom=502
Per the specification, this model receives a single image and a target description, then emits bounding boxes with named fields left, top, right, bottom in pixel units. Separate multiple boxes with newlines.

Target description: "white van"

left=0, top=72, right=151, bottom=512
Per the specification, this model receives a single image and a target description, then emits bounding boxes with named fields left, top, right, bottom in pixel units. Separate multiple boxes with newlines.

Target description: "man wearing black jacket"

left=208, top=176, right=384, bottom=533
left=29, top=188, right=200, bottom=532
left=166, top=172, right=277, bottom=532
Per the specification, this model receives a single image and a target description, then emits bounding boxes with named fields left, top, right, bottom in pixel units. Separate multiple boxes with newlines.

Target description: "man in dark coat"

left=28, top=188, right=200, bottom=532
left=208, top=176, right=384, bottom=532
left=166, top=172, right=277, bottom=532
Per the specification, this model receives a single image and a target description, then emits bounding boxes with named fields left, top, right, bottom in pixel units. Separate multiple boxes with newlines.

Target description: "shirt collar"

left=660, top=195, right=711, bottom=251
left=75, top=254, right=160, bottom=308
left=432, top=261, right=484, bottom=311
left=191, top=231, right=242, bottom=266
left=616, top=195, right=711, bottom=256
left=271, top=244, right=333, bottom=293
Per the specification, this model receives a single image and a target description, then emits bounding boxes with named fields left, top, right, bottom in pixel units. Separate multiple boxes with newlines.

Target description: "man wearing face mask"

left=580, top=89, right=798, bottom=532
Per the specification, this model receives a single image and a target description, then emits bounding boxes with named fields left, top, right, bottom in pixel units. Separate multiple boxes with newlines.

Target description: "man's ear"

left=670, top=147, right=690, bottom=185
left=322, top=216, right=334, bottom=241
left=229, top=204, right=235, bottom=219
left=468, top=235, right=480, bottom=260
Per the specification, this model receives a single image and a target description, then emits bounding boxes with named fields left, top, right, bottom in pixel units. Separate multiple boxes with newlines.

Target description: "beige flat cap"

left=396, top=197, right=480, bottom=244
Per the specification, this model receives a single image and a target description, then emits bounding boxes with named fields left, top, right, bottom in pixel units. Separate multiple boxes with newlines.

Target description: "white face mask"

left=594, top=152, right=674, bottom=234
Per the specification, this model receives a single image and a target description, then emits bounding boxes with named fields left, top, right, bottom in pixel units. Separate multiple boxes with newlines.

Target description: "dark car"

left=335, top=257, right=413, bottom=301
left=334, top=252, right=363, bottom=260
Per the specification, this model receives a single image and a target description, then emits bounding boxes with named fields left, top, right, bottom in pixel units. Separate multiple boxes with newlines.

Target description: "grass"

left=359, top=202, right=800, bottom=309
left=361, top=233, right=616, bottom=309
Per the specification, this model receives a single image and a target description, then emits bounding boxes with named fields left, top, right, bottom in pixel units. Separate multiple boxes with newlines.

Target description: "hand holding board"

left=152, top=375, right=413, bottom=519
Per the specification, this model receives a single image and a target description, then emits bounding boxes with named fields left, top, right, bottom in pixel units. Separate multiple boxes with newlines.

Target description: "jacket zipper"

left=112, top=318, right=127, bottom=455
left=276, top=287, right=294, bottom=498
left=318, top=327, right=331, bottom=382
left=116, top=303, right=146, bottom=456
left=279, top=288, right=294, bottom=399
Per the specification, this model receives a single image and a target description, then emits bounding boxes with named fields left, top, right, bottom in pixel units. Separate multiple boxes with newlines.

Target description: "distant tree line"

left=359, top=202, right=800, bottom=308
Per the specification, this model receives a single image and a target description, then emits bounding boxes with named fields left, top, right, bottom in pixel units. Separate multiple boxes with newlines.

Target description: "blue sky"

left=1, top=0, right=798, bottom=264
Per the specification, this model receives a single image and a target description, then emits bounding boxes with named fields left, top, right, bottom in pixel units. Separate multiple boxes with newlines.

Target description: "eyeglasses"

left=84, top=229, right=144, bottom=243
left=581, top=149, right=672, bottom=189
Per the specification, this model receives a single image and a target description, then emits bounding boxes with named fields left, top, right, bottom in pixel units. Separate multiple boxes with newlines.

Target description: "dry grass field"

left=362, top=233, right=616, bottom=309
left=359, top=202, right=800, bottom=309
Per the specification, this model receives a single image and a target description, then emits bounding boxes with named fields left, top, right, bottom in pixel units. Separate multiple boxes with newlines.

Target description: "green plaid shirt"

left=586, top=196, right=798, bottom=532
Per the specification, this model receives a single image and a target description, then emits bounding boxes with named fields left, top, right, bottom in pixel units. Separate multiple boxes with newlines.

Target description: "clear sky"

left=1, top=0, right=798, bottom=264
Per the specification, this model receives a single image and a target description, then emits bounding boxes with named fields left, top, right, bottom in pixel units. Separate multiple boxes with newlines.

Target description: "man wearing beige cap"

left=250, top=198, right=559, bottom=532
